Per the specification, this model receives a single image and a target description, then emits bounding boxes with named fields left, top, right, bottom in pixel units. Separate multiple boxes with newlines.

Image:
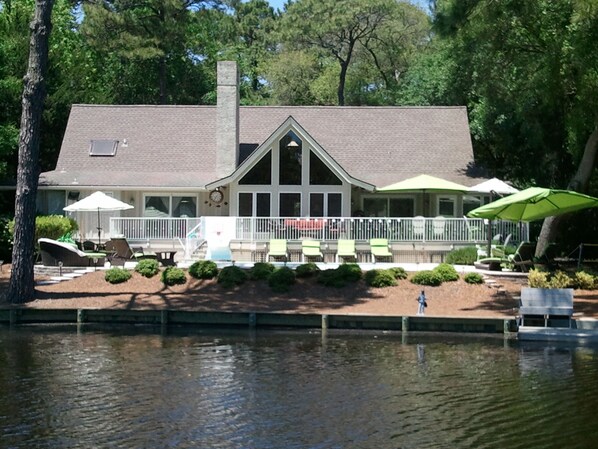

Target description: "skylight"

left=89, top=139, right=118, bottom=156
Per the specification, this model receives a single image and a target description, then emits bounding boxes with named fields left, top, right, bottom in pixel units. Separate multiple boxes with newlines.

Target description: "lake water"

left=1, top=325, right=597, bottom=449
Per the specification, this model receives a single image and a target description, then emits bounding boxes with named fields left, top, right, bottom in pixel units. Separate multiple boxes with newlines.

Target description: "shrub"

left=249, top=262, right=275, bottom=280
left=268, top=266, right=296, bottom=293
left=549, top=270, right=572, bottom=289
left=217, top=265, right=248, bottom=288
left=317, top=264, right=362, bottom=288
left=161, top=266, right=187, bottom=286
left=433, top=263, right=459, bottom=282
left=464, top=272, right=484, bottom=284
left=134, top=259, right=160, bottom=278
left=295, top=262, right=320, bottom=278
left=189, top=260, right=219, bottom=280
left=574, top=271, right=596, bottom=290
left=444, top=246, right=477, bottom=265
left=410, top=270, right=443, bottom=286
left=528, top=269, right=549, bottom=288
left=318, top=269, right=347, bottom=288
left=105, top=267, right=132, bottom=284
left=336, top=263, right=362, bottom=282
left=388, top=266, right=408, bottom=280
left=14, top=215, right=79, bottom=242
left=365, top=269, right=398, bottom=288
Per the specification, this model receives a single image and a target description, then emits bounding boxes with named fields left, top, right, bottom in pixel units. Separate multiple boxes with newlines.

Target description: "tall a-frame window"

left=279, top=133, right=302, bottom=185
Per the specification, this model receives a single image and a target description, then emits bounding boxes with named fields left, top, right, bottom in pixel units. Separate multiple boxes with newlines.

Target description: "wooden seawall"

left=0, top=308, right=517, bottom=334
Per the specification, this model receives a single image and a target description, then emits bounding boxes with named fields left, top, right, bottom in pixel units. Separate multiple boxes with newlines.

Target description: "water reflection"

left=1, top=326, right=598, bottom=449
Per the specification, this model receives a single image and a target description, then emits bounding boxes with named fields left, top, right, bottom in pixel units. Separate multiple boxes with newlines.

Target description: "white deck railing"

left=110, top=217, right=202, bottom=241
left=110, top=216, right=528, bottom=246
left=234, top=217, right=528, bottom=245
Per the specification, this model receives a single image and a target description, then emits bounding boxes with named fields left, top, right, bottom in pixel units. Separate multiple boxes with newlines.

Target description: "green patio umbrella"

left=467, top=187, right=598, bottom=222
left=378, top=174, right=469, bottom=192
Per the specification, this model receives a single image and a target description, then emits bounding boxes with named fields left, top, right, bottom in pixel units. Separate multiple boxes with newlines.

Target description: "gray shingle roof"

left=40, top=104, right=481, bottom=189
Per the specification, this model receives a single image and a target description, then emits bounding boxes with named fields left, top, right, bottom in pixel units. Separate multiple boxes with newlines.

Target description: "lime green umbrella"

left=467, top=187, right=598, bottom=222
left=378, top=174, right=468, bottom=192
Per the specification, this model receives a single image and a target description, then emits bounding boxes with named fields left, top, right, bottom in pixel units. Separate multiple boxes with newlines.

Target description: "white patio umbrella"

left=468, top=177, right=519, bottom=195
left=64, top=191, right=134, bottom=245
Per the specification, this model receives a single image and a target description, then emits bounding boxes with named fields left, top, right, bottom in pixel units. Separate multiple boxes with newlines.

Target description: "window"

left=389, top=198, right=414, bottom=217
left=172, top=196, right=196, bottom=218
left=310, top=151, right=341, bottom=185
left=280, top=193, right=301, bottom=217
left=144, top=195, right=197, bottom=217
left=363, top=198, right=388, bottom=217
left=437, top=195, right=456, bottom=217
left=328, top=193, right=342, bottom=216
left=279, top=134, right=302, bottom=185
left=310, top=193, right=342, bottom=217
left=145, top=196, right=169, bottom=217
left=239, top=193, right=253, bottom=217
left=256, top=193, right=270, bottom=217
left=239, top=151, right=271, bottom=185
left=310, top=193, right=324, bottom=217
left=363, top=197, right=415, bottom=217
left=89, top=139, right=118, bottom=156
left=239, top=192, right=271, bottom=217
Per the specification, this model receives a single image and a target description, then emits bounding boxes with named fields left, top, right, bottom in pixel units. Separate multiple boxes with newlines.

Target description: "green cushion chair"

left=336, top=239, right=357, bottom=263
left=302, top=239, right=323, bottom=262
left=369, top=238, right=393, bottom=263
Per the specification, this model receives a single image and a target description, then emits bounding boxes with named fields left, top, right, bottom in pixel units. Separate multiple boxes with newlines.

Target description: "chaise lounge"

left=104, top=237, right=157, bottom=265
left=38, top=238, right=105, bottom=267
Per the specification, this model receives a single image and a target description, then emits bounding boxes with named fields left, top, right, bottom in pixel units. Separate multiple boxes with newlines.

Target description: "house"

left=38, top=61, right=524, bottom=262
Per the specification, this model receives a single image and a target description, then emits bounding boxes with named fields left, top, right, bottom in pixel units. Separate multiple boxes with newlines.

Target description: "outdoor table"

left=84, top=251, right=107, bottom=270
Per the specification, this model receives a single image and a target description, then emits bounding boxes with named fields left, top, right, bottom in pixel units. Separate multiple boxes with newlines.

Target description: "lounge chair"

left=301, top=239, right=323, bottom=262
left=38, top=238, right=105, bottom=267
left=508, top=241, right=536, bottom=272
left=336, top=239, right=356, bottom=263
left=267, top=239, right=289, bottom=262
left=369, top=238, right=393, bottom=263
left=104, top=237, right=157, bottom=265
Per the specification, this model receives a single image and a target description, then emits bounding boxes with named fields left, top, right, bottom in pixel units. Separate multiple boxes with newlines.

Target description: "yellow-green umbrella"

left=467, top=187, right=598, bottom=222
left=378, top=174, right=469, bottom=192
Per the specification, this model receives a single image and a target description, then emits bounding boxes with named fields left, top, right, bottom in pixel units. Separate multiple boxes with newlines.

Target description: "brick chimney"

left=216, top=61, right=240, bottom=178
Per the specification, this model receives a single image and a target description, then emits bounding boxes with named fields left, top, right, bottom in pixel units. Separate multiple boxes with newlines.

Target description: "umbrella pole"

left=487, top=219, right=492, bottom=258
left=97, top=208, right=102, bottom=246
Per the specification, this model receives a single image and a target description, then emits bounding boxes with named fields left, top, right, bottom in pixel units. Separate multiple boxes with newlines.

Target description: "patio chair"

left=476, top=234, right=503, bottom=261
left=432, top=216, right=446, bottom=240
left=104, top=237, right=157, bottom=265
left=508, top=241, right=536, bottom=272
left=336, top=239, right=357, bottom=263
left=38, top=238, right=104, bottom=267
left=412, top=216, right=425, bottom=240
left=491, top=234, right=512, bottom=259
left=267, top=239, right=289, bottom=262
left=301, top=239, right=323, bottom=262
left=369, top=238, right=393, bottom=263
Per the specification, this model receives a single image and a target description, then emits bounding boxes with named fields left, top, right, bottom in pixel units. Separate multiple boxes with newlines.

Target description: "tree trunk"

left=337, top=60, right=348, bottom=106
left=536, top=123, right=598, bottom=257
left=7, top=0, right=54, bottom=304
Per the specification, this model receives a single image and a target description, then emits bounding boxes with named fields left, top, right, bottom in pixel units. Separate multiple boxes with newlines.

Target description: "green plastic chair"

left=302, top=239, right=323, bottom=262
left=267, top=239, right=288, bottom=262
left=336, top=239, right=356, bottom=263
left=369, top=238, right=393, bottom=263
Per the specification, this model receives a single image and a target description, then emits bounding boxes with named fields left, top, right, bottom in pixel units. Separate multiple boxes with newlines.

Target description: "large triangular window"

left=239, top=150, right=271, bottom=185
left=309, top=151, right=341, bottom=185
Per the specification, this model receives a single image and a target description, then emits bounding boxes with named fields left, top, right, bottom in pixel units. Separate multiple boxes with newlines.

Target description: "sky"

left=266, top=0, right=430, bottom=12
